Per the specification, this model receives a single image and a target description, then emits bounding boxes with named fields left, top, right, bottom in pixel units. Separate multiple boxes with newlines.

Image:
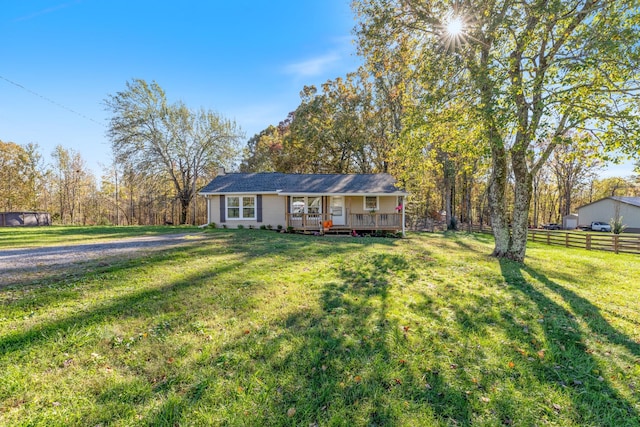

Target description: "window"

left=227, top=195, right=256, bottom=220
left=364, top=196, right=379, bottom=211
left=291, top=196, right=322, bottom=215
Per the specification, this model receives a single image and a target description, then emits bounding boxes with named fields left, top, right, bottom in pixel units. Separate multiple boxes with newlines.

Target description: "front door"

left=330, top=196, right=345, bottom=226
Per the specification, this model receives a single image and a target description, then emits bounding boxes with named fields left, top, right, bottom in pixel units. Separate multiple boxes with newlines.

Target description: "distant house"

left=199, top=168, right=408, bottom=234
left=577, top=197, right=640, bottom=233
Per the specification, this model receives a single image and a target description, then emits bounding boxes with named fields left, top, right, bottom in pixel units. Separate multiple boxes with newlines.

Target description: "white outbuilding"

left=577, top=197, right=640, bottom=233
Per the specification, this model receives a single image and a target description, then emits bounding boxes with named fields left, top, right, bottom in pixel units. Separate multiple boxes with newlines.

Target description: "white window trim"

left=363, top=196, right=379, bottom=211
left=226, top=195, right=256, bottom=220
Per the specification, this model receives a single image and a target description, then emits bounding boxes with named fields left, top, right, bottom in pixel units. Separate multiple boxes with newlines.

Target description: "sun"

left=446, top=17, right=464, bottom=37
left=440, top=14, right=468, bottom=51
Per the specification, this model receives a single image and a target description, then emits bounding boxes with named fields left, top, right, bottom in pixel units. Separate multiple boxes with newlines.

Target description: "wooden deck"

left=286, top=213, right=402, bottom=232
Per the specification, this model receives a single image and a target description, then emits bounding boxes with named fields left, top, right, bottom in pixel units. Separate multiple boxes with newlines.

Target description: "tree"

left=0, top=140, right=29, bottom=211
left=240, top=124, right=287, bottom=172
left=284, top=70, right=378, bottom=173
left=51, top=145, right=94, bottom=224
left=549, top=135, right=601, bottom=217
left=106, top=79, right=242, bottom=224
left=355, top=0, right=640, bottom=261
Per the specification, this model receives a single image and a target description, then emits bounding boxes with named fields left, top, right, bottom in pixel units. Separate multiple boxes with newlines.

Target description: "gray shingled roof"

left=611, top=196, right=640, bottom=208
left=578, top=196, right=640, bottom=210
left=199, top=172, right=406, bottom=195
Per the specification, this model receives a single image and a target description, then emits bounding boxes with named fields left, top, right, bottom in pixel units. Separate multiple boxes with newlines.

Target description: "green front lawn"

left=0, top=225, right=200, bottom=249
left=1, top=230, right=638, bottom=426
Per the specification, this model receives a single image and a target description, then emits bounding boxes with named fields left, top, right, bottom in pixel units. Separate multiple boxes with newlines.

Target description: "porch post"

left=402, top=199, right=406, bottom=237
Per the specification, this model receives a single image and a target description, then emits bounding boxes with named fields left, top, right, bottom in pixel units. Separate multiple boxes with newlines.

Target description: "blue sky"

left=1, top=0, right=362, bottom=175
left=1, top=0, right=635, bottom=179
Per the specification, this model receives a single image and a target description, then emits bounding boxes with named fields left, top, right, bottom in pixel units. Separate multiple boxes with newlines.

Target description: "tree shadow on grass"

left=520, top=263, right=640, bottom=359
left=138, top=251, right=473, bottom=426
left=0, top=260, right=246, bottom=357
left=499, top=259, right=639, bottom=424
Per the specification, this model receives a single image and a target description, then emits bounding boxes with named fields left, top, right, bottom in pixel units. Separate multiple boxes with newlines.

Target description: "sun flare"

left=446, top=17, right=464, bottom=36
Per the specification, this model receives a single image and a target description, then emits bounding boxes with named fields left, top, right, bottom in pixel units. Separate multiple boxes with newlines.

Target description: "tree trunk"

left=488, top=138, right=510, bottom=257
left=180, top=198, right=189, bottom=225
left=508, top=150, right=532, bottom=262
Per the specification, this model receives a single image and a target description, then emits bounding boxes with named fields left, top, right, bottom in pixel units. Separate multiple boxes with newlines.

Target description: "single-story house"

left=199, top=168, right=408, bottom=234
left=577, top=197, right=640, bottom=233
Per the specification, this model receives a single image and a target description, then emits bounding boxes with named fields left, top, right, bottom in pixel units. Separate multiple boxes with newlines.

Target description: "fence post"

left=546, top=231, right=550, bottom=245
left=586, top=234, right=591, bottom=250
left=613, top=235, right=619, bottom=254
left=565, top=232, right=569, bottom=247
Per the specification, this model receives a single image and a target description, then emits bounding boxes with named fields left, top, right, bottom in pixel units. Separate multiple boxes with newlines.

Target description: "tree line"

left=3, top=1, right=640, bottom=263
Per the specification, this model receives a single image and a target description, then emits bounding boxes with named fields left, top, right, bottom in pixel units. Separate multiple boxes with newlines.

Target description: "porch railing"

left=286, top=212, right=402, bottom=230
left=350, top=213, right=402, bottom=229
left=286, top=213, right=331, bottom=230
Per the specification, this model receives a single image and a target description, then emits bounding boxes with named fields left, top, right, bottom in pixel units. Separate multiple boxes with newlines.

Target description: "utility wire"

left=0, top=74, right=104, bottom=127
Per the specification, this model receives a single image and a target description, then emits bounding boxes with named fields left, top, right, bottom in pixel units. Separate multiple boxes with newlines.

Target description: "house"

left=199, top=168, right=408, bottom=235
left=577, top=197, right=640, bottom=233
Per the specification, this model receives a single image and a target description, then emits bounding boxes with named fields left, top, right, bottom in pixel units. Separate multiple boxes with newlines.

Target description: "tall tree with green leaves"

left=106, top=79, right=242, bottom=224
left=355, top=0, right=640, bottom=261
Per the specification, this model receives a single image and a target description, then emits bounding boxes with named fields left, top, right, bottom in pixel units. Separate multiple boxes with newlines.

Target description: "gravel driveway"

left=0, top=233, right=207, bottom=287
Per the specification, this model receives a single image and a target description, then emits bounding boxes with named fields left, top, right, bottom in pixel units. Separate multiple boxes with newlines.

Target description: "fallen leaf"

left=354, top=375, right=362, bottom=383
left=243, top=329, right=250, bottom=335
left=394, top=378, right=402, bottom=385
left=508, top=361, right=515, bottom=369
left=537, top=350, right=545, bottom=359
left=287, top=407, right=296, bottom=417
left=552, top=403, right=561, bottom=412
left=321, top=365, right=327, bottom=371
left=480, top=396, right=490, bottom=403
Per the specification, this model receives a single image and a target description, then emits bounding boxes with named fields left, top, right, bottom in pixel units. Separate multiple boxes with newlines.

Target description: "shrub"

left=259, top=225, right=267, bottom=230
left=277, top=225, right=283, bottom=230
left=208, top=222, right=217, bottom=229
left=610, top=216, right=627, bottom=234
left=237, top=225, right=244, bottom=230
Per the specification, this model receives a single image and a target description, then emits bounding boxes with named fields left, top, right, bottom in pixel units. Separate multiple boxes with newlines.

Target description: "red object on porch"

left=323, top=220, right=333, bottom=230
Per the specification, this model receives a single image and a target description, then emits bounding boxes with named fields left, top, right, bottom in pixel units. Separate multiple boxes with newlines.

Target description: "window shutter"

left=219, top=195, right=225, bottom=222
left=257, top=195, right=263, bottom=222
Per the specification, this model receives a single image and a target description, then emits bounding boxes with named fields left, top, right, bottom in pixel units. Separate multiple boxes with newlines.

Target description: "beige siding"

left=346, top=195, right=400, bottom=215
left=205, top=194, right=286, bottom=229
left=261, top=195, right=287, bottom=228
left=578, top=199, right=640, bottom=229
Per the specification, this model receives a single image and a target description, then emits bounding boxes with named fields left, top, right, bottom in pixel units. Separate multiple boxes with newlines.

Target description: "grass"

left=1, top=228, right=639, bottom=426
left=0, top=225, right=200, bottom=249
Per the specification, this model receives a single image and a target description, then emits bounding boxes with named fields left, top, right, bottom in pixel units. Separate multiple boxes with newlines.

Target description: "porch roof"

left=199, top=172, right=407, bottom=196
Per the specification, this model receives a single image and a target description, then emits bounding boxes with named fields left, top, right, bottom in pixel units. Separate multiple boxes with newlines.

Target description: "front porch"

left=286, top=212, right=403, bottom=233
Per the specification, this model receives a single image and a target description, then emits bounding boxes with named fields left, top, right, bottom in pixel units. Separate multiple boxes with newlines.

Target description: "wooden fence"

left=527, top=230, right=640, bottom=255
left=470, top=225, right=640, bottom=255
